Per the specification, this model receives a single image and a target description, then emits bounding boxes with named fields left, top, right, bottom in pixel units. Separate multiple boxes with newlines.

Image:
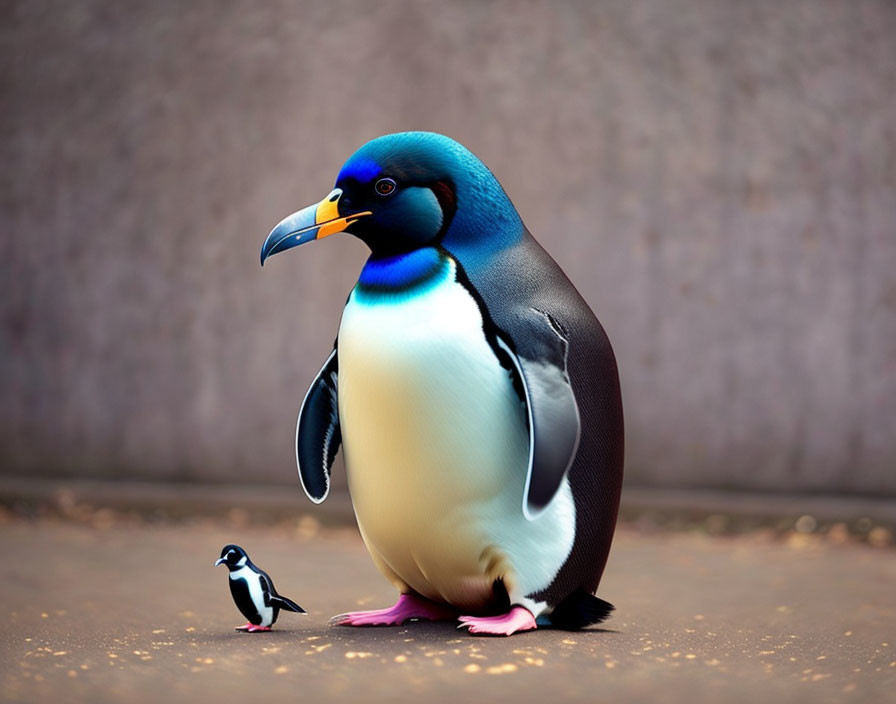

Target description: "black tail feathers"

left=548, top=591, right=614, bottom=630
left=271, top=595, right=306, bottom=614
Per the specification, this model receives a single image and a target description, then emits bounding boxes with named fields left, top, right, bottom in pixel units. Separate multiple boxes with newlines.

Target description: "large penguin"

left=261, top=132, right=623, bottom=635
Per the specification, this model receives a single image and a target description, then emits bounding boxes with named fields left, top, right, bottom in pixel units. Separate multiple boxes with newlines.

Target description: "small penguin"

left=260, top=132, right=624, bottom=636
left=215, top=544, right=305, bottom=632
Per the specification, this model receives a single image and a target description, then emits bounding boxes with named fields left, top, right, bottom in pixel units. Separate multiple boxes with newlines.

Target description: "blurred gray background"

left=2, top=0, right=894, bottom=497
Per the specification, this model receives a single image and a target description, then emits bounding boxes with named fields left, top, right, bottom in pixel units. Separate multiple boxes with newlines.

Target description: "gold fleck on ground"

left=295, top=515, right=320, bottom=539
left=868, top=527, right=892, bottom=547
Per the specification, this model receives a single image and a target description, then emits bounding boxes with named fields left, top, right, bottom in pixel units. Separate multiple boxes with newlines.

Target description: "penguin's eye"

left=374, top=178, right=397, bottom=197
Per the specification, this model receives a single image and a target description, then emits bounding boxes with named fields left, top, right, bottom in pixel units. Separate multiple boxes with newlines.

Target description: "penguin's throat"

left=355, top=248, right=452, bottom=302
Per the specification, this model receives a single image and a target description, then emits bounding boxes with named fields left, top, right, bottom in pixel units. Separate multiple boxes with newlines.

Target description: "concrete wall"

left=2, top=0, right=895, bottom=495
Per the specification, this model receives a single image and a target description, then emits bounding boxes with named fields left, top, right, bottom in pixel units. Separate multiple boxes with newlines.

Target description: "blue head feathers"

left=337, top=132, right=525, bottom=255
left=260, top=132, right=526, bottom=265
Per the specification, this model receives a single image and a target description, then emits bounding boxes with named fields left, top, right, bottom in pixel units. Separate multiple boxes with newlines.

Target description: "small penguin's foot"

left=235, top=623, right=271, bottom=632
left=329, top=593, right=459, bottom=627
left=457, top=606, right=537, bottom=636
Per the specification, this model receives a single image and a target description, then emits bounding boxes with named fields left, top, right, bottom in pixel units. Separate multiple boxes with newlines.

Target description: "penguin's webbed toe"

left=330, top=593, right=458, bottom=627
left=457, top=606, right=537, bottom=636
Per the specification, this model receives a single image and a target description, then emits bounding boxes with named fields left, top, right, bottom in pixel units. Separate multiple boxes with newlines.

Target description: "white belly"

left=230, top=567, right=273, bottom=626
left=337, top=264, right=575, bottom=613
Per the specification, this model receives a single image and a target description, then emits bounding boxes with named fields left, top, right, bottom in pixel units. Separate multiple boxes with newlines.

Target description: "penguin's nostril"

left=329, top=193, right=340, bottom=202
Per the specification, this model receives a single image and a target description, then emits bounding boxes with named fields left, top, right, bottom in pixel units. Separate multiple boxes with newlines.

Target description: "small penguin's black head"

left=215, top=544, right=248, bottom=571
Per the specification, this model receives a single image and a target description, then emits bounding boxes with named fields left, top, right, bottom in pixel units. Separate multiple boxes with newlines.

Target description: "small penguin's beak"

left=214, top=558, right=226, bottom=566
left=260, top=188, right=372, bottom=266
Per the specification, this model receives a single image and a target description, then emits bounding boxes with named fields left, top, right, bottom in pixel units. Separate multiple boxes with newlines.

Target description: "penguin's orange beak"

left=260, top=188, right=372, bottom=265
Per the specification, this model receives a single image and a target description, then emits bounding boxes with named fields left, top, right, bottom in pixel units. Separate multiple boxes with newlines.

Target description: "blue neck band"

left=354, top=248, right=452, bottom=303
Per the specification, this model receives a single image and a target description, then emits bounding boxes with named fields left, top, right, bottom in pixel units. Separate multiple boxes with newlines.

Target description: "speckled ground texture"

left=2, top=513, right=893, bottom=704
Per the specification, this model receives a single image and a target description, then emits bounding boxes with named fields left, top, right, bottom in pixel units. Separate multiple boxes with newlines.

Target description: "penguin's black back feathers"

left=447, top=231, right=625, bottom=609
left=255, top=564, right=306, bottom=615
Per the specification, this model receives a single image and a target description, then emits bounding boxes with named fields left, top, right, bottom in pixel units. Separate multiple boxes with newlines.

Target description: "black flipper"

left=296, top=349, right=340, bottom=503
left=547, top=591, right=614, bottom=630
left=270, top=595, right=306, bottom=614
left=257, top=569, right=273, bottom=608
left=494, top=308, right=580, bottom=519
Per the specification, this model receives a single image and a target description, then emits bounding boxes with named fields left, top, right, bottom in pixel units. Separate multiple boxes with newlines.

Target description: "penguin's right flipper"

left=493, top=308, right=580, bottom=519
left=271, top=595, right=306, bottom=614
left=296, top=348, right=340, bottom=503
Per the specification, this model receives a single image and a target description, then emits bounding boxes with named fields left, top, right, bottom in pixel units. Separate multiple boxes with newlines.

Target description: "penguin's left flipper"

left=494, top=308, right=580, bottom=519
left=296, top=348, right=340, bottom=503
left=271, top=595, right=306, bottom=614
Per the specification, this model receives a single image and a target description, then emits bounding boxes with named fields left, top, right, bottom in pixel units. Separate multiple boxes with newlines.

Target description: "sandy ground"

left=1, top=515, right=894, bottom=704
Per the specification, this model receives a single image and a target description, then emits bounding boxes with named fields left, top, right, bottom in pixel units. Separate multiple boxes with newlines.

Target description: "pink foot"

left=457, top=606, right=537, bottom=636
left=330, top=593, right=459, bottom=627
left=235, top=623, right=271, bottom=632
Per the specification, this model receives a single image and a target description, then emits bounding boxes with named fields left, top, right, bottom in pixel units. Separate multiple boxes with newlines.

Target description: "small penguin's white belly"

left=337, top=263, right=575, bottom=613
left=230, top=567, right=273, bottom=626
